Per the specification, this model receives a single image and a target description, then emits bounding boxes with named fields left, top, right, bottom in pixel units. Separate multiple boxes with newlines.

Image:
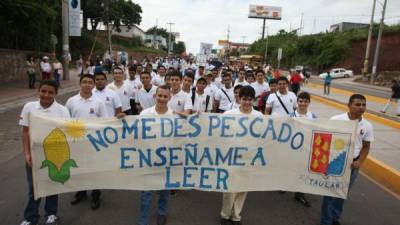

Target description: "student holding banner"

left=320, top=94, right=374, bottom=225
left=67, top=74, right=107, bottom=210
left=167, top=70, right=193, bottom=117
left=213, top=73, right=234, bottom=113
left=220, top=85, right=263, bottom=225
left=264, top=76, right=297, bottom=116
left=138, top=85, right=173, bottom=225
left=19, top=80, right=70, bottom=225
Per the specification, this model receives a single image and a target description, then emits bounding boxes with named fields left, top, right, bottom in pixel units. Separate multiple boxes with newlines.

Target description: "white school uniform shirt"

left=107, top=82, right=135, bottom=112
left=215, top=86, right=235, bottom=111
left=205, top=83, right=219, bottom=99
left=140, top=106, right=174, bottom=116
left=266, top=91, right=297, bottom=117
left=40, top=61, right=51, bottom=73
left=124, top=79, right=142, bottom=99
left=234, top=79, right=249, bottom=87
left=151, top=74, right=165, bottom=86
left=65, top=93, right=107, bottom=118
left=230, top=101, right=240, bottom=110
left=214, top=77, right=223, bottom=89
left=330, top=113, right=374, bottom=158
left=292, top=110, right=316, bottom=119
left=251, top=81, right=270, bottom=98
left=136, top=85, right=157, bottom=110
left=168, top=90, right=193, bottom=113
left=19, top=101, right=70, bottom=127
left=192, top=91, right=213, bottom=112
left=92, top=87, right=122, bottom=117
left=224, top=107, right=263, bottom=116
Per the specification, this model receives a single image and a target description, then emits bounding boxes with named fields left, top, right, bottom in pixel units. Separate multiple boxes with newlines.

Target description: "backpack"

left=191, top=87, right=211, bottom=112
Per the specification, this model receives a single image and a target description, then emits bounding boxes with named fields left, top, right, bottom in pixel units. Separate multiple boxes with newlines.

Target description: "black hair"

left=234, top=84, right=243, bottom=92
left=158, top=65, right=166, bottom=70
left=156, top=84, right=171, bottom=94
left=39, top=79, right=59, bottom=93
left=269, top=78, right=278, bottom=85
left=94, top=72, right=107, bottom=79
left=196, top=77, right=207, bottom=85
left=277, top=76, right=289, bottom=83
left=128, top=66, right=136, bottom=72
left=239, top=85, right=255, bottom=99
left=348, top=94, right=366, bottom=105
left=222, top=73, right=232, bottom=78
left=238, top=68, right=246, bottom=73
left=80, top=74, right=95, bottom=83
left=184, top=72, right=194, bottom=82
left=140, top=70, right=151, bottom=77
left=168, top=70, right=182, bottom=80
left=255, top=69, right=265, bottom=75
left=297, top=92, right=311, bottom=102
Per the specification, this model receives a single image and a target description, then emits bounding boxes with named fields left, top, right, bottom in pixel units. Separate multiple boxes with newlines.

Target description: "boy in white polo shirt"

left=136, top=71, right=158, bottom=113
left=168, top=70, right=192, bottom=117
left=220, top=85, right=262, bottom=225
left=234, top=68, right=249, bottom=87
left=19, top=80, right=70, bottom=225
left=67, top=74, right=107, bottom=210
left=138, top=85, right=173, bottom=225
left=265, top=76, right=297, bottom=116
left=107, top=66, right=135, bottom=115
left=191, top=77, right=213, bottom=113
left=126, top=66, right=143, bottom=115
left=92, top=72, right=124, bottom=118
left=320, top=94, right=374, bottom=225
left=214, top=73, right=234, bottom=113
left=250, top=70, right=270, bottom=110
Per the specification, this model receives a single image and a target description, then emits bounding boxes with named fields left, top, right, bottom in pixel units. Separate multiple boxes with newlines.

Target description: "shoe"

left=45, top=215, right=58, bottom=224
left=231, top=221, right=242, bottom=225
left=71, top=192, right=87, bottom=205
left=380, top=111, right=386, bottom=113
left=157, top=214, right=167, bottom=225
left=220, top=218, right=232, bottom=225
left=397, top=114, right=400, bottom=117
left=332, top=221, right=341, bottom=225
left=20, top=221, right=37, bottom=225
left=91, top=197, right=101, bottom=210
left=295, top=195, right=311, bottom=207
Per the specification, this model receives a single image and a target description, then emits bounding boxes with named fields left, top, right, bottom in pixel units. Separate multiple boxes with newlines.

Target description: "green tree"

left=173, top=41, right=186, bottom=55
left=146, top=27, right=176, bottom=42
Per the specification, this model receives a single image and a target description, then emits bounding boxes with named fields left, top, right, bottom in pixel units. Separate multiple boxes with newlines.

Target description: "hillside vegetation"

left=248, top=24, right=400, bottom=71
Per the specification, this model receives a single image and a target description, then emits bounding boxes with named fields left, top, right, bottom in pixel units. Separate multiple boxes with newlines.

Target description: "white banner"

left=30, top=114, right=357, bottom=199
left=200, top=43, right=213, bottom=56
left=69, top=0, right=81, bottom=36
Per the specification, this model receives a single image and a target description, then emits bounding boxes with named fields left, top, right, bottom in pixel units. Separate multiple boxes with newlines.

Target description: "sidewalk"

left=305, top=82, right=400, bottom=122
left=0, top=69, right=81, bottom=105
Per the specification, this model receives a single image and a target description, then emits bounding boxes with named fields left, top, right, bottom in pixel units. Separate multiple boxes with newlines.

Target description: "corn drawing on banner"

left=29, top=114, right=357, bottom=200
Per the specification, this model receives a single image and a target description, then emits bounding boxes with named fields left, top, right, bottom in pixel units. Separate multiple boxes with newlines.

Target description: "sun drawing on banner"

left=64, top=119, right=87, bottom=141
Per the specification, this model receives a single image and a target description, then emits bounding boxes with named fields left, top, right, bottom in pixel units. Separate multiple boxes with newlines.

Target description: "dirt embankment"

left=336, top=33, right=400, bottom=74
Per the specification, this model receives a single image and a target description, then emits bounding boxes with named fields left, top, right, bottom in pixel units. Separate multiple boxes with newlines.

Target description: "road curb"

left=310, top=94, right=400, bottom=197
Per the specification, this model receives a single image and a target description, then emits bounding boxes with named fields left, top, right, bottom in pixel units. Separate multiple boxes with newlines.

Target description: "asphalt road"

left=0, top=91, right=399, bottom=225
left=309, top=77, right=391, bottom=99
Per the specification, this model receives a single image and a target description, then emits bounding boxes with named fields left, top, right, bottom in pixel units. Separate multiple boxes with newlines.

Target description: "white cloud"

left=133, top=0, right=400, bottom=54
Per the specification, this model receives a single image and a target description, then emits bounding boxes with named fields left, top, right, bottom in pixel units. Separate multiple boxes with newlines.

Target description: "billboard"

left=248, top=5, right=282, bottom=20
left=200, top=42, right=213, bottom=56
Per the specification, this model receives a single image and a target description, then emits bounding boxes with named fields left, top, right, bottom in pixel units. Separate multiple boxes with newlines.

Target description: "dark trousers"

left=75, top=190, right=101, bottom=199
left=24, top=164, right=58, bottom=223
left=130, top=99, right=139, bottom=115
left=42, top=72, right=50, bottom=80
left=291, top=83, right=300, bottom=95
left=28, top=72, right=36, bottom=89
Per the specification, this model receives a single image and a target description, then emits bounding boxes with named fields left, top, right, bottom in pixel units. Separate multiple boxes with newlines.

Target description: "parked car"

left=319, top=68, right=353, bottom=79
left=294, top=65, right=312, bottom=78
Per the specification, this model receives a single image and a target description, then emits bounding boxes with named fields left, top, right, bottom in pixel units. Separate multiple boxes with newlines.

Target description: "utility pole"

left=241, top=36, right=246, bottom=54
left=264, top=27, right=269, bottom=65
left=261, top=18, right=267, bottom=39
left=362, top=0, right=377, bottom=79
left=312, top=17, right=316, bottom=34
left=226, top=25, right=231, bottom=61
left=62, top=0, right=70, bottom=80
left=153, top=18, right=158, bottom=48
left=106, top=0, right=112, bottom=58
left=299, top=13, right=304, bottom=36
left=167, top=22, right=174, bottom=55
left=371, top=0, right=387, bottom=84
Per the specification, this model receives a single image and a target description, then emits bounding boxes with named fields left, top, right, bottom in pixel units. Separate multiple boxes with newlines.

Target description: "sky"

left=133, top=0, right=400, bottom=54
